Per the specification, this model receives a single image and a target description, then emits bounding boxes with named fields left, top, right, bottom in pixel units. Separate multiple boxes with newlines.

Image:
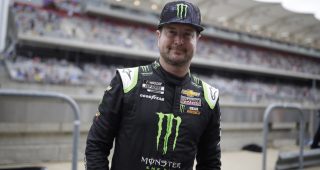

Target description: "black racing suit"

left=85, top=60, right=221, bottom=170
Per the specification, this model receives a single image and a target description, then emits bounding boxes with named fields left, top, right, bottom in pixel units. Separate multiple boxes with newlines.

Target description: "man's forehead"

left=163, top=24, right=197, bottom=32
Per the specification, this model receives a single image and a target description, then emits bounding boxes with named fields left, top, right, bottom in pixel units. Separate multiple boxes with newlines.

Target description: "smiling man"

left=85, top=1, right=221, bottom=170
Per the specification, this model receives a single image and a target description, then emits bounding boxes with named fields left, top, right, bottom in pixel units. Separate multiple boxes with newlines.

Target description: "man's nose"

left=173, top=34, right=184, bottom=45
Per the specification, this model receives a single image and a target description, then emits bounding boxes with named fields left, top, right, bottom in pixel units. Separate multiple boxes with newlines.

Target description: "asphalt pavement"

left=0, top=149, right=319, bottom=170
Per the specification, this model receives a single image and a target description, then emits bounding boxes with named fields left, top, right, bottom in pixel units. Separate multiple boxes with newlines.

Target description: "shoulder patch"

left=140, top=65, right=153, bottom=76
left=117, top=67, right=139, bottom=93
left=202, top=81, right=219, bottom=110
left=191, top=75, right=202, bottom=88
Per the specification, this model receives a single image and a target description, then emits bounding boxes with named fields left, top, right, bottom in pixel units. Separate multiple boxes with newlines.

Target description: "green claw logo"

left=141, top=66, right=149, bottom=72
left=153, top=61, right=160, bottom=69
left=156, top=112, right=182, bottom=155
left=180, top=104, right=185, bottom=113
left=176, top=3, right=188, bottom=19
left=193, top=76, right=200, bottom=85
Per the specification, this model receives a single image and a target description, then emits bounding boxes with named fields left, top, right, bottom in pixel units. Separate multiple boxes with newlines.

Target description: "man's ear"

left=197, top=34, right=201, bottom=40
left=156, top=30, right=161, bottom=38
left=156, top=30, right=161, bottom=47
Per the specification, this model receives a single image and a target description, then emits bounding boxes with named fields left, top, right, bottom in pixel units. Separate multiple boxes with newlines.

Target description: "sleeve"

left=196, top=99, right=221, bottom=170
left=85, top=73, right=124, bottom=170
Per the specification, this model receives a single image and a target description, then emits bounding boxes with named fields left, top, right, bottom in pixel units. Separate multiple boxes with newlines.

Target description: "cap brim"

left=158, top=22, right=204, bottom=33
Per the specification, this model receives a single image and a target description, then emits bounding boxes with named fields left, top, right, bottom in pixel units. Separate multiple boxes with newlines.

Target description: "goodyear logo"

left=181, top=89, right=200, bottom=97
left=156, top=112, right=182, bottom=155
left=176, top=3, right=188, bottom=19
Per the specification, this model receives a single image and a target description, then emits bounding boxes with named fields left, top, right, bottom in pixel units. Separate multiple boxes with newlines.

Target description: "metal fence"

left=0, top=89, right=80, bottom=170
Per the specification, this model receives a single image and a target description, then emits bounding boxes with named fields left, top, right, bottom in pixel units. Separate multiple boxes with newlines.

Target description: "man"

left=85, top=1, right=221, bottom=169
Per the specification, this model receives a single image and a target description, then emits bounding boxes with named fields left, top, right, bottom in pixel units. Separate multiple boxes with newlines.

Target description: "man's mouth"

left=170, top=47, right=185, bottom=54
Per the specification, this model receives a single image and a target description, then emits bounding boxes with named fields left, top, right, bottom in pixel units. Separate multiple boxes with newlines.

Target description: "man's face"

left=157, top=24, right=200, bottom=67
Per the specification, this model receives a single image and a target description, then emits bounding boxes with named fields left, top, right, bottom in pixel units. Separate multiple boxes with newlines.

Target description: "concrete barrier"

left=276, top=149, right=320, bottom=170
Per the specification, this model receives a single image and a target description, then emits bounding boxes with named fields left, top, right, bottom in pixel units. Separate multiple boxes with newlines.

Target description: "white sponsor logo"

left=142, top=84, right=164, bottom=91
left=180, top=96, right=201, bottom=106
left=140, top=94, right=164, bottom=101
left=142, top=80, right=165, bottom=94
left=147, top=81, right=162, bottom=86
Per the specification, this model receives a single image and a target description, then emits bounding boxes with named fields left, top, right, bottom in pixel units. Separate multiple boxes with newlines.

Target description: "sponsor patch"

left=140, top=66, right=153, bottom=76
left=141, top=72, right=153, bottom=76
left=180, top=104, right=201, bottom=115
left=181, top=89, right=200, bottom=97
left=191, top=82, right=201, bottom=88
left=141, top=66, right=150, bottom=72
left=142, top=80, right=164, bottom=94
left=193, top=76, right=201, bottom=85
left=187, top=107, right=201, bottom=115
left=152, top=61, right=161, bottom=69
left=180, top=96, right=201, bottom=106
left=140, top=94, right=164, bottom=101
left=180, top=104, right=186, bottom=113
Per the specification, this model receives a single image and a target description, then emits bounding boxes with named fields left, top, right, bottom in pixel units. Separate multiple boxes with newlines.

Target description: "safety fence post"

left=0, top=89, right=80, bottom=170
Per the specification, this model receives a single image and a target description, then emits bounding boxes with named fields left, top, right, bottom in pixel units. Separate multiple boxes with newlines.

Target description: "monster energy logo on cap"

left=176, top=3, right=188, bottom=18
left=156, top=112, right=182, bottom=155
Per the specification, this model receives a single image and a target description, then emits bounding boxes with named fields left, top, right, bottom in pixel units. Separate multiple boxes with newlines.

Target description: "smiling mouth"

left=170, top=47, right=185, bottom=53
left=172, top=51, right=184, bottom=56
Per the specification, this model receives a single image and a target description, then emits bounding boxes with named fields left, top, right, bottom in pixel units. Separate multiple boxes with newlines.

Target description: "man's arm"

left=85, top=73, right=123, bottom=170
left=196, top=100, right=221, bottom=170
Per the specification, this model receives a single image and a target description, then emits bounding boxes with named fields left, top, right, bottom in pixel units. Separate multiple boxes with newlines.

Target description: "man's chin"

left=160, top=52, right=191, bottom=66
left=167, top=57, right=190, bottom=67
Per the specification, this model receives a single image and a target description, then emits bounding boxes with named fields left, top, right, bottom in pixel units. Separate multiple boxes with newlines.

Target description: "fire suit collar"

left=153, top=60, right=191, bottom=86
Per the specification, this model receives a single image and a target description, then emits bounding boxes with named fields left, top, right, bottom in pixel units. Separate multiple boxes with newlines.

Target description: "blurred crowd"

left=5, top=56, right=319, bottom=103
left=6, top=3, right=320, bottom=103
left=13, top=4, right=158, bottom=51
left=12, top=4, right=320, bottom=75
left=5, top=56, right=118, bottom=86
left=199, top=74, right=318, bottom=103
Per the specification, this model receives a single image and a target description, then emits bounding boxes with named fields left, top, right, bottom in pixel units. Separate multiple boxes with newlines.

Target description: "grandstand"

left=1, top=0, right=320, bottom=170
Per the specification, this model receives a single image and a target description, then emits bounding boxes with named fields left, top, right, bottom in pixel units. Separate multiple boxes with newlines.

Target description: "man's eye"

left=184, top=32, right=193, bottom=38
left=169, top=30, right=177, bottom=35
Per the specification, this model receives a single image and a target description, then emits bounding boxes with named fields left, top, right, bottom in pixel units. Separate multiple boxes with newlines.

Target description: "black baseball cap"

left=158, top=0, right=204, bottom=33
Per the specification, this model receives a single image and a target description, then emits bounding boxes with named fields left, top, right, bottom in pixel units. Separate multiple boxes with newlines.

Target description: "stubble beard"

left=160, top=47, right=193, bottom=67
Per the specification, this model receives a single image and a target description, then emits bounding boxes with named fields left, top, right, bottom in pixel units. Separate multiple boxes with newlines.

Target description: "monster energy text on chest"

left=139, top=113, right=183, bottom=169
left=176, top=3, right=188, bottom=18
left=141, top=157, right=181, bottom=169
